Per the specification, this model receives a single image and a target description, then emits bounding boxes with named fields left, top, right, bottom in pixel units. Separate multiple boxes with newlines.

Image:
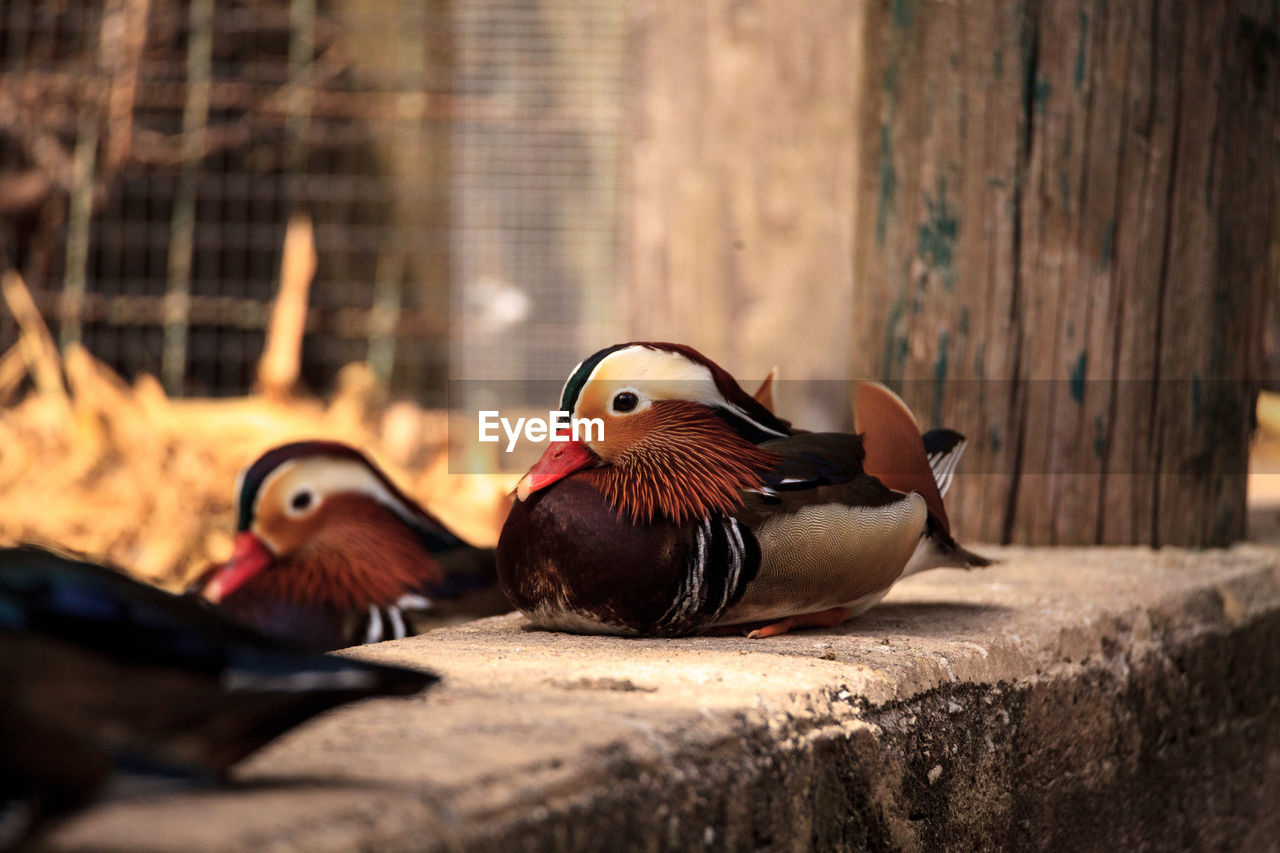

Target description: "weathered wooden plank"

left=1072, top=0, right=1132, bottom=546
left=623, top=0, right=1273, bottom=545
left=853, top=0, right=1278, bottom=546
left=856, top=0, right=1030, bottom=542
left=1041, top=0, right=1110, bottom=546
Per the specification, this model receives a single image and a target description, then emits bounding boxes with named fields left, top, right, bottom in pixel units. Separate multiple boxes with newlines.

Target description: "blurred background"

left=0, top=0, right=1277, bottom=586
left=0, top=0, right=624, bottom=397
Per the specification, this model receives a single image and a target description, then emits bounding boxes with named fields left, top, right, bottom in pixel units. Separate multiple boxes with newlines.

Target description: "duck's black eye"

left=289, top=490, right=314, bottom=512
left=612, top=391, right=638, bottom=413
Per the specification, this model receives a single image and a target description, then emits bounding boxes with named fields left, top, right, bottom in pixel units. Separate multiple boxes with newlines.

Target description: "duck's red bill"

left=202, top=531, right=273, bottom=604
left=516, top=440, right=595, bottom=501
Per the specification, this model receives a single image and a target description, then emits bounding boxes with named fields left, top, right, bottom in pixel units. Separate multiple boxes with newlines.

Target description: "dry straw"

left=0, top=225, right=511, bottom=588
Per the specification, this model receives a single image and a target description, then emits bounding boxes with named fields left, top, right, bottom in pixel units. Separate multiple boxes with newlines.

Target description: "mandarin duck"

left=0, top=544, right=436, bottom=849
left=495, top=342, right=988, bottom=638
left=190, top=441, right=509, bottom=651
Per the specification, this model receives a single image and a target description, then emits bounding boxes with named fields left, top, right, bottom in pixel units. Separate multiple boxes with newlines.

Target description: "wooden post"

left=852, top=0, right=1279, bottom=546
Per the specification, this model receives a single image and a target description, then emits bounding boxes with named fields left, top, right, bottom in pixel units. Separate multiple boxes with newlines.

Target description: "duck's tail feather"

left=855, top=382, right=952, bottom=534
left=902, top=515, right=994, bottom=577
left=922, top=428, right=966, bottom=499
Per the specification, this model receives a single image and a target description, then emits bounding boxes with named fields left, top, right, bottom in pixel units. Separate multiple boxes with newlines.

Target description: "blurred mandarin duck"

left=191, top=441, right=509, bottom=651
left=0, top=544, right=436, bottom=848
left=496, top=342, right=988, bottom=638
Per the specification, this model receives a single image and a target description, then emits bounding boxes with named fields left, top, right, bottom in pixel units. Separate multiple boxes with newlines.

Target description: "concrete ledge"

left=47, top=547, right=1280, bottom=851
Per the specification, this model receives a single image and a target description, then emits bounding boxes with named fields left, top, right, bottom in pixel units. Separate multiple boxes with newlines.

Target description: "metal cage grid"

left=0, top=0, right=623, bottom=401
left=451, top=0, right=624, bottom=388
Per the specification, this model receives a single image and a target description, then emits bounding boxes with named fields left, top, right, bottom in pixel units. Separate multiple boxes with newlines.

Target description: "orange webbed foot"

left=745, top=606, right=852, bottom=639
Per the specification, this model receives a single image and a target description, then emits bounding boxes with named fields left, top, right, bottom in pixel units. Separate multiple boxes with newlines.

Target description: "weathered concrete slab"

left=45, top=546, right=1280, bottom=851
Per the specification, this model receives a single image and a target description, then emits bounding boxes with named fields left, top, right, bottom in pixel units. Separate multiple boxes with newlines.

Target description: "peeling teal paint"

left=1020, top=16, right=1037, bottom=123
left=1093, top=415, right=1107, bottom=458
left=1100, top=220, right=1115, bottom=268
left=1034, top=74, right=1051, bottom=116
left=932, top=330, right=951, bottom=427
left=989, top=425, right=1002, bottom=454
left=892, top=0, right=918, bottom=30
left=917, top=176, right=959, bottom=289
left=1069, top=350, right=1087, bottom=402
left=879, top=294, right=905, bottom=382
left=1074, top=10, right=1088, bottom=90
left=877, top=124, right=897, bottom=246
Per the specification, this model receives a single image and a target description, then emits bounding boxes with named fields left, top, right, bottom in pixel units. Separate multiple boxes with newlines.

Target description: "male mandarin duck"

left=190, top=441, right=509, bottom=651
left=0, top=545, right=436, bottom=848
left=495, top=342, right=988, bottom=638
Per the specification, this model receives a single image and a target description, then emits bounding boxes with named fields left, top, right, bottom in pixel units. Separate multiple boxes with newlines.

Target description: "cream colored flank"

left=717, top=493, right=927, bottom=626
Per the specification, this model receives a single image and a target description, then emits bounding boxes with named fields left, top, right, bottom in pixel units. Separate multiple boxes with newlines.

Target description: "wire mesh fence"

left=0, top=0, right=623, bottom=401
left=450, top=0, right=624, bottom=387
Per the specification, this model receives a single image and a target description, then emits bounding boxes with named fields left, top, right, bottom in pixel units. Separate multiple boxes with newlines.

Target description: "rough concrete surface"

left=44, top=546, right=1280, bottom=851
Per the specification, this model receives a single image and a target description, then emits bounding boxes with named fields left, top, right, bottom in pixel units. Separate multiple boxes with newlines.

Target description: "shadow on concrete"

left=98, top=772, right=394, bottom=806
left=834, top=601, right=1012, bottom=639
left=512, top=600, right=1013, bottom=642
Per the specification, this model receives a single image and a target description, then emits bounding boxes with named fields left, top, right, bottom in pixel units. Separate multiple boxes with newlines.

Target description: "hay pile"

left=0, top=269, right=513, bottom=590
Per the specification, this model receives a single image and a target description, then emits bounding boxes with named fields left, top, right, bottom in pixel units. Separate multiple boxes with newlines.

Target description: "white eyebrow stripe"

left=579, top=347, right=787, bottom=439
left=723, top=402, right=789, bottom=437
left=572, top=345, right=648, bottom=414
left=251, top=461, right=296, bottom=527
left=284, top=457, right=425, bottom=532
